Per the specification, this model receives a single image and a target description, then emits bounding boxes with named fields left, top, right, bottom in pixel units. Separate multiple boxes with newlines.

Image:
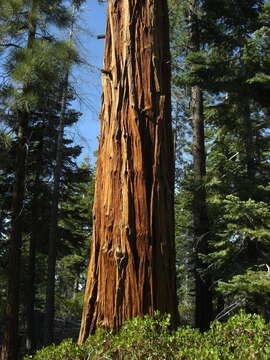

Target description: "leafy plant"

left=25, top=311, right=270, bottom=360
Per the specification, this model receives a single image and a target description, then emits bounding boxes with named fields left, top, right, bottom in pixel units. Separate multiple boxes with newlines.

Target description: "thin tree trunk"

left=1, top=114, right=28, bottom=360
left=240, top=100, right=259, bottom=272
left=25, top=113, right=46, bottom=352
left=243, top=101, right=254, bottom=180
left=43, top=6, right=77, bottom=344
left=78, top=0, right=178, bottom=342
left=191, top=85, right=212, bottom=331
left=188, top=0, right=212, bottom=331
left=25, top=224, right=36, bottom=352
left=43, top=71, right=68, bottom=346
left=25, top=175, right=39, bottom=353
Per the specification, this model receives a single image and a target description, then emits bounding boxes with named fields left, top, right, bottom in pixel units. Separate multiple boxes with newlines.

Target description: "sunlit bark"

left=79, top=0, right=178, bottom=341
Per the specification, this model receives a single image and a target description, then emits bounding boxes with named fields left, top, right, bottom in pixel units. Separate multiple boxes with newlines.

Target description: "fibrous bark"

left=79, top=0, right=178, bottom=341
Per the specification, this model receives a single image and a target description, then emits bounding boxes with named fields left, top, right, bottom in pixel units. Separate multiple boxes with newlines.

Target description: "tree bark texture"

left=188, top=0, right=213, bottom=331
left=78, top=0, right=178, bottom=342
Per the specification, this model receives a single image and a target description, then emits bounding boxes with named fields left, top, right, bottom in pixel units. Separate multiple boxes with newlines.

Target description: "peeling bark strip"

left=78, top=0, right=178, bottom=341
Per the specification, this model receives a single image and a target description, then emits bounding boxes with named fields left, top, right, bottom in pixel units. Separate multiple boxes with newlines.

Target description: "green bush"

left=25, top=311, right=270, bottom=360
left=24, top=339, right=87, bottom=360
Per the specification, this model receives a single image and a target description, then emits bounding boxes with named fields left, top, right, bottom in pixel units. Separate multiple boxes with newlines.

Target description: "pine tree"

left=169, top=0, right=213, bottom=330
left=1, top=2, right=37, bottom=357
left=190, top=0, right=270, bottom=319
left=43, top=37, right=73, bottom=349
left=0, top=1, right=78, bottom=357
left=169, top=0, right=270, bottom=325
left=188, top=0, right=212, bottom=331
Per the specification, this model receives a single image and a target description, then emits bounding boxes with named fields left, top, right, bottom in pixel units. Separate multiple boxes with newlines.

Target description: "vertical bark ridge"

left=78, top=0, right=178, bottom=342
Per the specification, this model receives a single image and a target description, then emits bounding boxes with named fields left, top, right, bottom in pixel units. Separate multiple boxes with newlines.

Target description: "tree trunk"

left=25, top=113, right=46, bottom=352
left=25, top=175, right=40, bottom=353
left=188, top=1, right=213, bottom=331
left=1, top=19, right=36, bottom=360
left=25, top=223, right=37, bottom=353
left=78, top=0, right=178, bottom=342
left=43, top=5, right=78, bottom=343
left=243, top=101, right=254, bottom=181
left=1, top=114, right=28, bottom=360
left=43, top=71, right=68, bottom=346
left=191, top=85, right=212, bottom=331
left=240, top=99, right=259, bottom=275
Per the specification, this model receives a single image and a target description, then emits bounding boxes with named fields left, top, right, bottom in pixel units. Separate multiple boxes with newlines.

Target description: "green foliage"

left=0, top=0, right=79, bottom=114
left=25, top=312, right=270, bottom=360
left=24, top=338, right=87, bottom=360
left=222, top=195, right=270, bottom=244
left=169, top=0, right=270, bottom=326
left=54, top=159, right=94, bottom=320
left=55, top=291, right=84, bottom=321
left=218, top=269, right=270, bottom=315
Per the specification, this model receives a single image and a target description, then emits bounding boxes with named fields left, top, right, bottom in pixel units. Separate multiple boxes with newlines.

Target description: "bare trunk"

left=25, top=226, right=36, bottom=352
left=241, top=100, right=259, bottom=272
left=25, top=175, right=39, bottom=353
left=78, top=0, right=178, bottom=342
left=188, top=1, right=212, bottom=331
left=191, top=86, right=212, bottom=331
left=243, top=101, right=254, bottom=180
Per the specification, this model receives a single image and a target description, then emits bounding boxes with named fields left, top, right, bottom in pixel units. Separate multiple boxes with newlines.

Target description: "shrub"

left=24, top=339, right=88, bottom=360
left=25, top=311, right=270, bottom=360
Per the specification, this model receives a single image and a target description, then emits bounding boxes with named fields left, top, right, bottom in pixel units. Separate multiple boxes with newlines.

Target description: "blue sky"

left=70, top=1, right=107, bottom=164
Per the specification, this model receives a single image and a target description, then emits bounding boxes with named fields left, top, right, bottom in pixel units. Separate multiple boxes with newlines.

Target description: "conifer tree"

left=43, top=31, right=72, bottom=349
left=169, top=0, right=212, bottom=330
left=1, top=3, right=37, bottom=357
left=0, top=0, right=77, bottom=357
left=79, top=0, right=179, bottom=341
left=43, top=1, right=86, bottom=345
left=188, top=0, right=212, bottom=331
left=169, top=0, right=270, bottom=325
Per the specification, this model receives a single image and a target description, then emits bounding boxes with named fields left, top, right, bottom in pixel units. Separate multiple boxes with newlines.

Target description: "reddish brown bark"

left=78, top=0, right=178, bottom=341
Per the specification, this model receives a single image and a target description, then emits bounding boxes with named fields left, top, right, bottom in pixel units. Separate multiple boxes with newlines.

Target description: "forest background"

left=0, top=0, right=270, bottom=358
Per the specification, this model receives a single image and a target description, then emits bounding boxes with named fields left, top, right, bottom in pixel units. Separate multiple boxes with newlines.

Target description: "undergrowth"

left=25, top=311, right=270, bottom=359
